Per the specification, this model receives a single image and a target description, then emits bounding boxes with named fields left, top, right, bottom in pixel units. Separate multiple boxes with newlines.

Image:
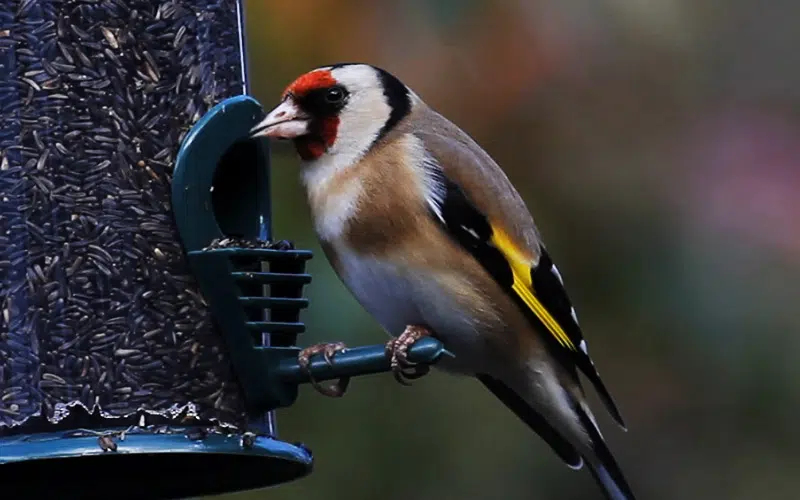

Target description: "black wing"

left=430, top=172, right=626, bottom=429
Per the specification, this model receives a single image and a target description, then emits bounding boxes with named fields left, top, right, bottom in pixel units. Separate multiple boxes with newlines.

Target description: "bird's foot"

left=298, top=342, right=350, bottom=397
left=385, top=325, right=433, bottom=386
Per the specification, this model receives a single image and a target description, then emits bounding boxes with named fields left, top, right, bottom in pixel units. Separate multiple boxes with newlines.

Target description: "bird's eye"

left=325, top=86, right=345, bottom=104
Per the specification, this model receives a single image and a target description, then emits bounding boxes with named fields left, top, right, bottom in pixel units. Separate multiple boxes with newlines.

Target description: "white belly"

left=334, top=246, right=485, bottom=373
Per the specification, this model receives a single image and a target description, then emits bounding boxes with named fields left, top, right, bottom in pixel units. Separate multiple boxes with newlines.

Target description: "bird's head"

left=250, top=63, right=412, bottom=162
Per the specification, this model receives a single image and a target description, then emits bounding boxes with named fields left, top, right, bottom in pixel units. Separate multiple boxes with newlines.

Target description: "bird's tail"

left=575, top=403, right=637, bottom=500
left=587, top=463, right=635, bottom=500
left=478, top=372, right=636, bottom=500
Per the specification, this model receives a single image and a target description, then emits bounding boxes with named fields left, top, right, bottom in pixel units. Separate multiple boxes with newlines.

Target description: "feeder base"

left=0, top=427, right=313, bottom=499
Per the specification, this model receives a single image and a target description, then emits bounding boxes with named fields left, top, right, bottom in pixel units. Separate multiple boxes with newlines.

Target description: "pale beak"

left=249, top=98, right=310, bottom=139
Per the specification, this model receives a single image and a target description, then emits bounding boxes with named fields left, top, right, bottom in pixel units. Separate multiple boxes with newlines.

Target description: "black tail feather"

left=579, top=363, right=627, bottom=430
left=574, top=403, right=636, bottom=500
left=587, top=463, right=635, bottom=500
left=477, top=374, right=583, bottom=469
left=477, top=373, right=635, bottom=499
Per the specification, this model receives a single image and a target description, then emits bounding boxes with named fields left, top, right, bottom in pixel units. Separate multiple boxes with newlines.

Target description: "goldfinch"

left=250, top=63, right=636, bottom=500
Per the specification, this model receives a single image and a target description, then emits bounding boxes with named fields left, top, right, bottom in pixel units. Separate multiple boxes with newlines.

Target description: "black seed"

left=69, top=24, right=90, bottom=41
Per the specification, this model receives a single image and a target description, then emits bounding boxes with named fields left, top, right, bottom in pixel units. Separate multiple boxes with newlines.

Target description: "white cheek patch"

left=326, top=65, right=393, bottom=165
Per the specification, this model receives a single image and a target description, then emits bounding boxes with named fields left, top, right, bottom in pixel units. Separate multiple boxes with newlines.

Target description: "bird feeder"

left=0, top=0, right=446, bottom=498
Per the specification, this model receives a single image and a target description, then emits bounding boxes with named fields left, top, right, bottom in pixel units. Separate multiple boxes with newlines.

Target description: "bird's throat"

left=293, top=116, right=339, bottom=161
left=294, top=137, right=326, bottom=161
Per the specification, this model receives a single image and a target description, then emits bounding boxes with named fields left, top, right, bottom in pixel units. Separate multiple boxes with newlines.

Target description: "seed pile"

left=0, top=0, right=249, bottom=434
left=204, top=238, right=294, bottom=251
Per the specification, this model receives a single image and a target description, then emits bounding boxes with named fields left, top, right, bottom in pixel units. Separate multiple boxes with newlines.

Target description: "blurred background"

left=222, top=1, right=800, bottom=499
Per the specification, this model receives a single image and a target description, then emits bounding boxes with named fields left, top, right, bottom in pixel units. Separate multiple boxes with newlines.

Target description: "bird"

left=250, top=63, right=636, bottom=500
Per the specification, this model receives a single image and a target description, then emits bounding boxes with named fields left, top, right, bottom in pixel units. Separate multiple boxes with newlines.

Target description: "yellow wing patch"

left=489, top=226, right=577, bottom=351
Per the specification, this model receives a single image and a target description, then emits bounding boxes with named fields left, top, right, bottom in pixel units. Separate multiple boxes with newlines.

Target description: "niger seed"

left=0, top=0, right=255, bottom=435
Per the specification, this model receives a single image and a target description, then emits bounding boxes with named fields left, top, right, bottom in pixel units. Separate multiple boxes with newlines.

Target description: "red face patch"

left=294, top=116, right=339, bottom=161
left=282, top=69, right=337, bottom=98
left=282, top=68, right=341, bottom=160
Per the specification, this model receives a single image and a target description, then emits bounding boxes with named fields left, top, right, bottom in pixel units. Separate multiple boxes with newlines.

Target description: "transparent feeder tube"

left=0, top=0, right=260, bottom=435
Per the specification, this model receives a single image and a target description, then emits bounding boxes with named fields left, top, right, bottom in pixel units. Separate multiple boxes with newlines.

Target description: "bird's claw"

left=385, top=325, right=432, bottom=386
left=298, top=342, right=350, bottom=397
